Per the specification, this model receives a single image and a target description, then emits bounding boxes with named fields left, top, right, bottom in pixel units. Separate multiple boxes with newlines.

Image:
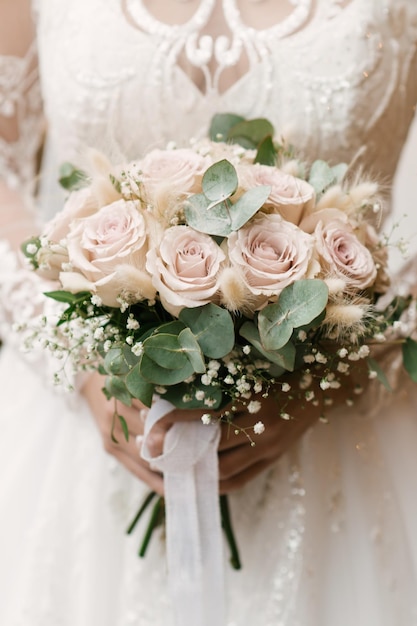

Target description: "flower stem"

left=138, top=496, right=164, bottom=558
left=220, top=494, right=242, bottom=570
left=126, top=490, right=157, bottom=535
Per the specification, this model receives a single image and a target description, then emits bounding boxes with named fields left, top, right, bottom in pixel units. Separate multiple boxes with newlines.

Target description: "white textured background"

left=392, top=115, right=417, bottom=270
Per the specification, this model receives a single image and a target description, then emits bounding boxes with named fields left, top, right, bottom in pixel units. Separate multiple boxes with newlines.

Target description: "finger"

left=111, top=447, right=165, bottom=496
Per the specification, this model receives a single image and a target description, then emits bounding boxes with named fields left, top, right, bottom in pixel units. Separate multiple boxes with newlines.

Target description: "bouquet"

left=21, top=114, right=417, bottom=589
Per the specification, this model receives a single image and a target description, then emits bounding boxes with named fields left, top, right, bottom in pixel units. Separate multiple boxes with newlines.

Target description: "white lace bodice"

left=36, top=0, right=417, bottom=187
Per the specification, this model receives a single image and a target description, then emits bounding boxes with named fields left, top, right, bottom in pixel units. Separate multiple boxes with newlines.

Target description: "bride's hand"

left=81, top=371, right=165, bottom=495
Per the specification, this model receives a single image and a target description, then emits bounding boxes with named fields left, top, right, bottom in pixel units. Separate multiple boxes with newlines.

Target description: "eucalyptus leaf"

left=104, top=346, right=132, bottom=376
left=117, top=414, right=130, bottom=442
left=58, top=162, right=88, bottom=191
left=254, top=135, right=277, bottom=166
left=139, top=353, right=195, bottom=385
left=179, top=303, right=235, bottom=358
left=308, top=160, right=337, bottom=196
left=228, top=118, right=275, bottom=148
left=178, top=328, right=206, bottom=373
left=143, top=333, right=189, bottom=370
left=163, top=383, right=223, bottom=410
left=229, top=185, right=271, bottom=231
left=105, top=376, right=132, bottom=406
left=402, top=338, right=417, bottom=383
left=202, top=160, right=238, bottom=202
left=239, top=321, right=296, bottom=371
left=125, top=364, right=155, bottom=407
left=155, top=320, right=186, bottom=335
left=258, top=280, right=329, bottom=351
left=331, top=163, right=348, bottom=184
left=44, top=290, right=90, bottom=304
left=184, top=193, right=232, bottom=237
left=209, top=113, right=245, bottom=142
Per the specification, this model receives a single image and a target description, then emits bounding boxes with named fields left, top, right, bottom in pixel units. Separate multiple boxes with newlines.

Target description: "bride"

left=1, top=1, right=417, bottom=624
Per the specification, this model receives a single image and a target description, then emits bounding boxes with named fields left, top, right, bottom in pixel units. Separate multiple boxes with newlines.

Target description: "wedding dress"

left=1, top=1, right=417, bottom=624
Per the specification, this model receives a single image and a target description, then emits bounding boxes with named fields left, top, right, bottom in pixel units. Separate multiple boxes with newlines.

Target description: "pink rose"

left=43, top=188, right=98, bottom=243
left=146, top=225, right=225, bottom=316
left=65, top=199, right=149, bottom=306
left=227, top=213, right=315, bottom=308
left=238, top=163, right=315, bottom=225
left=36, top=188, right=99, bottom=280
left=314, top=218, right=377, bottom=289
left=139, top=148, right=210, bottom=198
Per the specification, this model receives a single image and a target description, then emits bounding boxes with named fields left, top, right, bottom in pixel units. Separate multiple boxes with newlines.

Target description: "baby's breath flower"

left=204, top=397, right=217, bottom=407
left=224, top=375, right=235, bottom=385
left=201, top=413, right=212, bottom=425
left=281, top=382, right=291, bottom=393
left=299, top=372, right=313, bottom=389
left=195, top=390, right=205, bottom=401
left=368, top=370, right=378, bottom=379
left=247, top=400, right=261, bottom=414
left=91, top=295, right=103, bottom=306
left=94, top=327, right=105, bottom=341
left=305, top=390, right=315, bottom=402
left=337, top=361, right=350, bottom=373
left=242, top=345, right=251, bottom=355
left=358, top=345, right=370, bottom=358
left=373, top=333, right=386, bottom=342
left=201, top=374, right=212, bottom=386
left=131, top=342, right=143, bottom=356
left=253, top=421, right=265, bottom=434
left=253, top=382, right=263, bottom=394
left=320, top=379, right=331, bottom=391
left=182, top=394, right=193, bottom=403
left=297, top=330, right=307, bottom=342
left=126, top=336, right=134, bottom=345
left=103, top=340, right=112, bottom=353
left=303, top=354, right=315, bottom=364
left=315, top=352, right=327, bottom=364
left=338, top=348, right=348, bottom=358
left=155, top=386, right=167, bottom=394
left=126, top=316, right=140, bottom=330
left=207, top=360, right=221, bottom=371
left=280, top=412, right=291, bottom=420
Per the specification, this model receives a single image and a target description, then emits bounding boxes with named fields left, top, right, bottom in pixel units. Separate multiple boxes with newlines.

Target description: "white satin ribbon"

left=141, top=397, right=225, bottom=626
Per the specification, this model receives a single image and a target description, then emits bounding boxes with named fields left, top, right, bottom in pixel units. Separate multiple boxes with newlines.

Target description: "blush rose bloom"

left=314, top=218, right=377, bottom=289
left=63, top=199, right=149, bottom=306
left=237, top=163, right=315, bottom=225
left=227, top=213, right=315, bottom=309
left=36, top=188, right=99, bottom=280
left=146, top=225, right=226, bottom=317
left=139, top=148, right=210, bottom=198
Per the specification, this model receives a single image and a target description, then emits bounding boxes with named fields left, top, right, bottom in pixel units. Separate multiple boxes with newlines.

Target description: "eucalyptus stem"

left=220, top=494, right=242, bottom=570
left=126, top=490, right=157, bottom=535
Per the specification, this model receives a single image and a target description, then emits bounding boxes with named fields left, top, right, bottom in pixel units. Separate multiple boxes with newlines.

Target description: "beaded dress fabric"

left=1, top=1, right=417, bottom=625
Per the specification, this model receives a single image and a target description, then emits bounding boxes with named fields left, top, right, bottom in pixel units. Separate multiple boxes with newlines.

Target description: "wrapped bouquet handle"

left=141, top=397, right=225, bottom=626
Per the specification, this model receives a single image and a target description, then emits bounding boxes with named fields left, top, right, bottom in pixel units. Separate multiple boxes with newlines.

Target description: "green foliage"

left=258, top=280, right=329, bottom=351
left=125, top=365, right=155, bottom=407
left=239, top=321, right=295, bottom=372
left=209, top=113, right=246, bottom=142
left=58, top=162, right=89, bottom=191
left=308, top=160, right=348, bottom=197
left=403, top=338, right=417, bottom=383
left=179, top=303, right=235, bottom=359
left=202, top=159, right=238, bottom=202
left=367, top=357, right=392, bottom=391
left=254, top=135, right=277, bottom=166
left=185, top=159, right=270, bottom=236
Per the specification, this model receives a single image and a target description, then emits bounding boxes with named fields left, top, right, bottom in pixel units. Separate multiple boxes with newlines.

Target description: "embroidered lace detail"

left=0, top=43, right=44, bottom=194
